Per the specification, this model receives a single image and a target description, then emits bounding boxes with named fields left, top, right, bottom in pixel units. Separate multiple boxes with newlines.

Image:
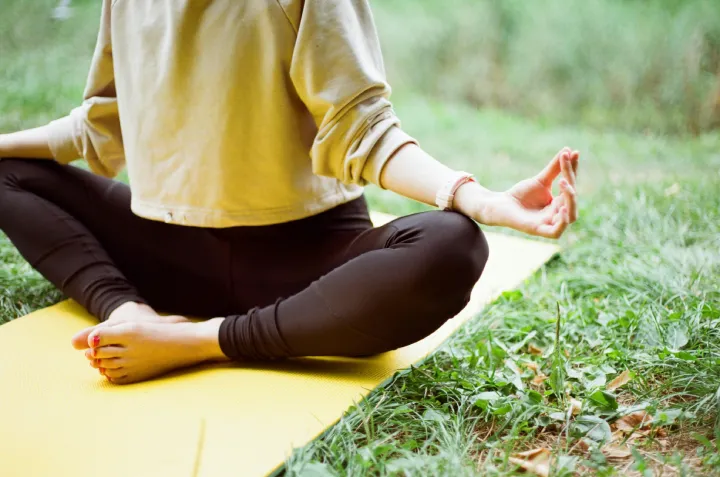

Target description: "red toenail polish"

left=92, top=335, right=100, bottom=347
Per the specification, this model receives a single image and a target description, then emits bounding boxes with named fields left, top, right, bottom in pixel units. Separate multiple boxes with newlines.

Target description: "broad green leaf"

left=501, top=290, right=524, bottom=302
left=548, top=368, right=565, bottom=397
left=557, top=455, right=579, bottom=474
left=588, top=390, right=619, bottom=411
left=473, top=391, right=501, bottom=402
left=666, top=323, right=689, bottom=351
left=600, top=364, right=617, bottom=374
left=491, top=344, right=508, bottom=359
left=509, top=372, right=525, bottom=391
left=392, top=405, right=413, bottom=415
left=373, top=444, right=394, bottom=458
left=493, top=403, right=513, bottom=416
left=583, top=368, right=607, bottom=389
left=597, top=312, right=615, bottom=326
left=674, top=351, right=696, bottom=361
left=473, top=391, right=501, bottom=411
left=526, top=390, right=543, bottom=405
left=566, top=367, right=584, bottom=380
left=571, top=415, right=612, bottom=444
left=403, top=439, right=420, bottom=451
left=386, top=456, right=428, bottom=473
left=653, top=408, right=683, bottom=426
left=421, top=409, right=449, bottom=423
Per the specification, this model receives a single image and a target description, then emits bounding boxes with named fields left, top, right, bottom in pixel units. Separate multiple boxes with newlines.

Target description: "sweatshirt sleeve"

left=287, top=0, right=417, bottom=187
left=45, top=0, right=125, bottom=178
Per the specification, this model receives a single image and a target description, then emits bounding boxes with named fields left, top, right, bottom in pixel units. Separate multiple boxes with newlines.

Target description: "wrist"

left=0, top=134, right=7, bottom=157
left=453, top=181, right=502, bottom=225
left=0, top=133, right=20, bottom=159
left=196, top=318, right=231, bottom=362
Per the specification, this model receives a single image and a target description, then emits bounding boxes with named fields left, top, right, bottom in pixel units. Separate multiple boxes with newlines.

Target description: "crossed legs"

left=0, top=159, right=489, bottom=383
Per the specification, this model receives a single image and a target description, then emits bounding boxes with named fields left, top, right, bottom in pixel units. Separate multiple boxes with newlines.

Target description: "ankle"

left=107, top=301, right=154, bottom=321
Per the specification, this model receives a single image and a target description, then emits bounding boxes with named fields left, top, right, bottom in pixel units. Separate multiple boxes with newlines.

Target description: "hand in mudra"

left=486, top=147, right=579, bottom=239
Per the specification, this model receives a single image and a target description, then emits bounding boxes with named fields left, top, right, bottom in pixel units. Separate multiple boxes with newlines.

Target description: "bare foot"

left=71, top=302, right=189, bottom=350
left=85, top=319, right=229, bottom=384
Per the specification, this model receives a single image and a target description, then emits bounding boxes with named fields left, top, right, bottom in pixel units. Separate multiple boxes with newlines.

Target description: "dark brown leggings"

left=0, top=159, right=489, bottom=360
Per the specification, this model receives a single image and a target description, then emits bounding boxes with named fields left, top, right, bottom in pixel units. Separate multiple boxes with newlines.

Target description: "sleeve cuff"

left=46, top=110, right=82, bottom=164
left=360, top=124, right=417, bottom=189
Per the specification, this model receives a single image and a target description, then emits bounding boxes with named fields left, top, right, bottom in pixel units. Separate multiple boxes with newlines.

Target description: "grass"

left=375, top=0, right=720, bottom=135
left=292, top=107, right=720, bottom=475
left=1, top=0, right=720, bottom=475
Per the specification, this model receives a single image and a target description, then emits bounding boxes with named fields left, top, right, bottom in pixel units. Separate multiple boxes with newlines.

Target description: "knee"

left=0, top=159, right=44, bottom=221
left=420, top=211, right=489, bottom=291
left=0, top=158, right=28, bottom=187
left=0, top=160, right=19, bottom=207
left=388, top=211, right=489, bottom=331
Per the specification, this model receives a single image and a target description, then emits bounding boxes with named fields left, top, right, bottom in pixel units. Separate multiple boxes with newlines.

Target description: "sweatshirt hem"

left=130, top=188, right=365, bottom=228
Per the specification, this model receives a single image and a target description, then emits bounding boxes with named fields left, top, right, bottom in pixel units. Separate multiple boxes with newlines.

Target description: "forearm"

left=0, top=125, right=54, bottom=159
left=379, top=143, right=499, bottom=224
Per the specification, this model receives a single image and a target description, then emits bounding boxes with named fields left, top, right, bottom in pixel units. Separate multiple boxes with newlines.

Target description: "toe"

left=107, top=374, right=133, bottom=385
left=90, top=358, right=124, bottom=369
left=103, top=367, right=127, bottom=379
left=85, top=345, right=125, bottom=360
left=87, top=322, right=140, bottom=350
left=71, top=323, right=108, bottom=350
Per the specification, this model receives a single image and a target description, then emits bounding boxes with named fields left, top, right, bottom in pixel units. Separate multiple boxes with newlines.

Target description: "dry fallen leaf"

left=531, top=373, right=549, bottom=385
left=528, top=344, right=544, bottom=356
left=515, top=448, right=550, bottom=459
left=613, top=410, right=653, bottom=432
left=509, top=448, right=552, bottom=477
left=569, top=398, right=583, bottom=416
left=606, top=370, right=633, bottom=391
left=611, top=430, right=626, bottom=443
left=603, top=444, right=632, bottom=461
left=523, top=361, right=540, bottom=373
left=576, top=438, right=592, bottom=452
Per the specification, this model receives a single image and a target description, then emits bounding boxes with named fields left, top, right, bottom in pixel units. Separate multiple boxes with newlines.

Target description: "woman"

left=0, top=0, right=579, bottom=384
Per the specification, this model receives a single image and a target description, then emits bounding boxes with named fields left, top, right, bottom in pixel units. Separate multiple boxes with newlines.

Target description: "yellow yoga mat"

left=0, top=212, right=559, bottom=477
